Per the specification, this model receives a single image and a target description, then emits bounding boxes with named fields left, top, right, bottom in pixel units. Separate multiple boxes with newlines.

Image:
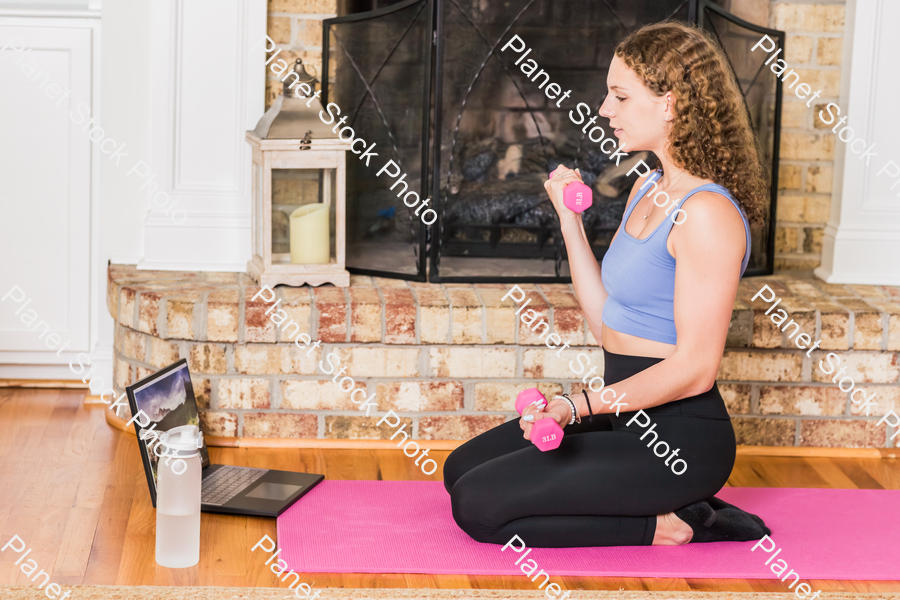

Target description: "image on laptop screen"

left=131, top=361, right=211, bottom=494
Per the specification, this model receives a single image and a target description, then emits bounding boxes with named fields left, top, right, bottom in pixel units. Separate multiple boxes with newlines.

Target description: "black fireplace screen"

left=323, top=0, right=784, bottom=282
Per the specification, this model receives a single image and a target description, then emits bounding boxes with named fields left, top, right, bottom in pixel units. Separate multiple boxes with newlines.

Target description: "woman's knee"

left=442, top=419, right=522, bottom=493
left=442, top=434, right=487, bottom=493
left=442, top=444, right=468, bottom=493
left=449, top=471, right=508, bottom=543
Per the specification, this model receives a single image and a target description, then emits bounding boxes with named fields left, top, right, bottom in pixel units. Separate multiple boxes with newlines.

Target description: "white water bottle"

left=155, top=425, right=203, bottom=568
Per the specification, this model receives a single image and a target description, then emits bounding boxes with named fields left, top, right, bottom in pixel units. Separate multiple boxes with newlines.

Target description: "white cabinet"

left=0, top=13, right=99, bottom=376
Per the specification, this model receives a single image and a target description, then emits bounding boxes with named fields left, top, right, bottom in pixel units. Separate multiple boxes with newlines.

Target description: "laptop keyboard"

left=201, top=466, right=267, bottom=506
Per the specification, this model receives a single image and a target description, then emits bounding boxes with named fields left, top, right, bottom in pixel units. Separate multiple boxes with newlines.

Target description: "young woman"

left=443, top=21, right=771, bottom=548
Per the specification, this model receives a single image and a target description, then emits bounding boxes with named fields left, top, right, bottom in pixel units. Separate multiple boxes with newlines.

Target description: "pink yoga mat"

left=276, top=481, right=899, bottom=579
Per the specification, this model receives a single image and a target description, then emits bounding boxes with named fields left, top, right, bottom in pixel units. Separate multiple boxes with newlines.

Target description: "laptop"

left=126, top=358, right=324, bottom=517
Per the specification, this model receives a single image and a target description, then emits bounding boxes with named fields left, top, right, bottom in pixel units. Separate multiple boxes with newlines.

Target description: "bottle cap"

left=158, top=425, right=204, bottom=458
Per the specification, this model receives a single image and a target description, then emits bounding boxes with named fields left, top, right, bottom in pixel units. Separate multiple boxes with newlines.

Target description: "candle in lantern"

left=290, top=204, right=330, bottom=264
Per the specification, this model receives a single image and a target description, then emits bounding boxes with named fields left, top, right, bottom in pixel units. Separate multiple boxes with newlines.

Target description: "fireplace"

left=323, top=0, right=784, bottom=282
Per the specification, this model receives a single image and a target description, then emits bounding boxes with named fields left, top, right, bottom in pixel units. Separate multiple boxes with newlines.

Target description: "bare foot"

left=652, top=512, right=693, bottom=545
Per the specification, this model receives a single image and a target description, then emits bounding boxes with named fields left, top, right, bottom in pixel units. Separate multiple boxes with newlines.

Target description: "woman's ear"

left=663, top=91, right=676, bottom=122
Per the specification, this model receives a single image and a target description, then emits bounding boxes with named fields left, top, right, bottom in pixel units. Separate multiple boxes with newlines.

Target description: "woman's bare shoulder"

left=679, top=189, right=745, bottom=231
left=674, top=190, right=747, bottom=261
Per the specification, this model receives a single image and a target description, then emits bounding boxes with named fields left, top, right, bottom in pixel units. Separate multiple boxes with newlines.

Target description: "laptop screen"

left=126, top=359, right=211, bottom=500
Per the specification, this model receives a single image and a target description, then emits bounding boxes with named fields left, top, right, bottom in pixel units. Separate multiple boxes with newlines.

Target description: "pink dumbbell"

left=548, top=167, right=593, bottom=212
left=515, top=388, right=564, bottom=451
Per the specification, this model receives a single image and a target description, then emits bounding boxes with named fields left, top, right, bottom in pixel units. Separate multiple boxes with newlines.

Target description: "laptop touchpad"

left=245, top=482, right=302, bottom=501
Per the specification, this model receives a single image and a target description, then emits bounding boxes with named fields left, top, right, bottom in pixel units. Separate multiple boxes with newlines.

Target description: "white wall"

left=86, top=0, right=155, bottom=385
left=99, top=0, right=152, bottom=266
left=817, top=0, right=900, bottom=284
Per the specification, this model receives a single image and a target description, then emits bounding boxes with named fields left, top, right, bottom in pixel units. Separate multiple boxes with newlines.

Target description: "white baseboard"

left=0, top=363, right=86, bottom=380
left=816, top=225, right=900, bottom=284
left=0, top=340, right=113, bottom=383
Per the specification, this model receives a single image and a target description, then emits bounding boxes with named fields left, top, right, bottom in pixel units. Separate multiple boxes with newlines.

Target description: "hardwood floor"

left=1, top=388, right=898, bottom=593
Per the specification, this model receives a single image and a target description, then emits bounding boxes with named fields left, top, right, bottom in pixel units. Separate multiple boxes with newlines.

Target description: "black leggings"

left=443, top=350, right=737, bottom=547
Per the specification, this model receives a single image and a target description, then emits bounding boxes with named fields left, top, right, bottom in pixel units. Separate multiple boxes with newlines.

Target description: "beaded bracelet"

left=553, top=394, right=581, bottom=426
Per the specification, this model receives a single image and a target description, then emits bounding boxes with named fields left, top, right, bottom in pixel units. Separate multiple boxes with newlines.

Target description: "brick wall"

left=769, top=1, right=846, bottom=270
left=108, top=266, right=900, bottom=448
left=265, top=0, right=336, bottom=110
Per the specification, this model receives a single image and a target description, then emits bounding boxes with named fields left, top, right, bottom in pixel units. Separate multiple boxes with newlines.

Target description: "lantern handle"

left=292, top=58, right=318, bottom=85
left=303, top=62, right=318, bottom=81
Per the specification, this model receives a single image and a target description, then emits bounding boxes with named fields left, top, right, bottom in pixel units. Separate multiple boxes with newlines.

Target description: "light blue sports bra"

left=600, top=169, right=751, bottom=345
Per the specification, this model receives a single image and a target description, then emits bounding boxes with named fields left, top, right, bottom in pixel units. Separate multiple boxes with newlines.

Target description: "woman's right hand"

left=544, top=166, right=584, bottom=222
left=519, top=399, right=571, bottom=444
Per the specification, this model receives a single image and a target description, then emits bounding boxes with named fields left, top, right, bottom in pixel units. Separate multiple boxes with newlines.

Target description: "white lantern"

left=246, top=59, right=351, bottom=287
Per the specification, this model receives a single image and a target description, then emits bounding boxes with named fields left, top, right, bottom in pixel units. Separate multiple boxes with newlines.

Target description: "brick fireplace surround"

left=107, top=265, right=900, bottom=448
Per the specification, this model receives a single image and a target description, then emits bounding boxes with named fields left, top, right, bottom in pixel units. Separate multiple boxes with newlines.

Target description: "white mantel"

left=816, top=0, right=900, bottom=284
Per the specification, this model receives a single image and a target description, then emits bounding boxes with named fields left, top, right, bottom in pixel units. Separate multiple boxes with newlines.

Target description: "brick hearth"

left=107, top=265, right=900, bottom=447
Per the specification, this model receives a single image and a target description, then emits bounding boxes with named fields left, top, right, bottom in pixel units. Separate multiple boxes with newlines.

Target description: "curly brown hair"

left=614, top=21, right=769, bottom=229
